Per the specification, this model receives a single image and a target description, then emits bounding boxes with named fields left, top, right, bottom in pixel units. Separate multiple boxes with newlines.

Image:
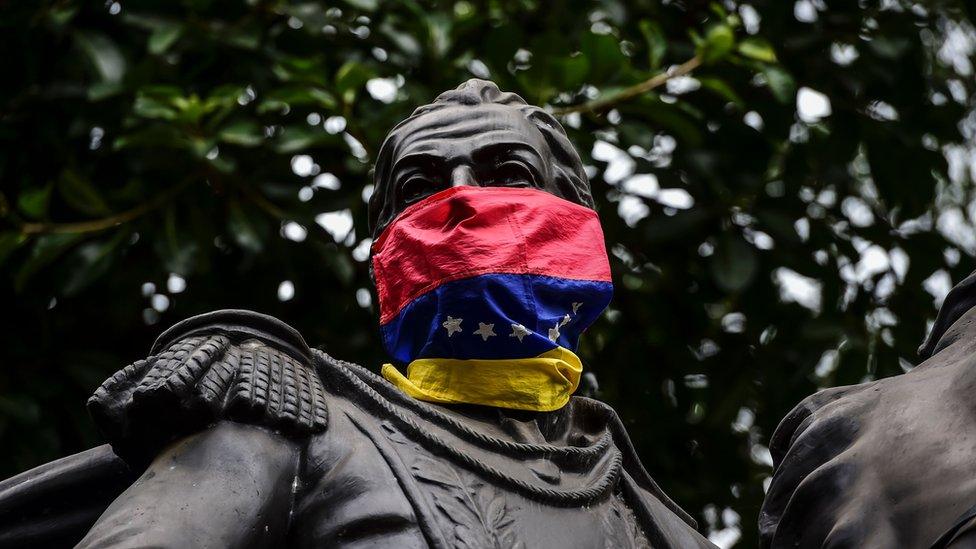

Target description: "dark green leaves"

left=762, top=65, right=797, bottom=104
left=580, top=32, right=628, bottom=82
left=738, top=38, right=777, bottom=63
left=147, top=22, right=183, bottom=55
left=58, top=171, right=110, bottom=217
left=640, top=21, right=667, bottom=70
left=1, top=4, right=974, bottom=546
left=75, top=31, right=126, bottom=84
left=61, top=231, right=128, bottom=296
left=218, top=121, right=263, bottom=147
left=335, top=62, right=375, bottom=103
left=17, top=186, right=51, bottom=220
left=227, top=200, right=266, bottom=254
left=696, top=24, right=735, bottom=65
left=710, top=234, right=758, bottom=293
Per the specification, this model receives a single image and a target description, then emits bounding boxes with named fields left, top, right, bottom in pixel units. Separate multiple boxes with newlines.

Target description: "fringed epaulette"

left=88, top=309, right=328, bottom=467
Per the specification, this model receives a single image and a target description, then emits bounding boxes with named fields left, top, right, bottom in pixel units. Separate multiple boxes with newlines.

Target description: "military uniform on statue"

left=0, top=80, right=713, bottom=548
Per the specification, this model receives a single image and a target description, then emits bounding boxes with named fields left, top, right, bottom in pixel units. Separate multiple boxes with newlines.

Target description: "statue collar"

left=313, top=348, right=695, bottom=529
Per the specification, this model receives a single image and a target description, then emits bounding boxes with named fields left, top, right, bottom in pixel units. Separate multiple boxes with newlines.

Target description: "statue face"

left=375, top=104, right=582, bottom=232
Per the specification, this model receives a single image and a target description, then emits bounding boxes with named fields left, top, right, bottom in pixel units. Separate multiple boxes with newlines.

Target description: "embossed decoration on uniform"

left=372, top=185, right=613, bottom=411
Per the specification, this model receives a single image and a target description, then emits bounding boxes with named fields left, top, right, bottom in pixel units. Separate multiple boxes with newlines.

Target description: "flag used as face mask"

left=372, top=185, right=613, bottom=411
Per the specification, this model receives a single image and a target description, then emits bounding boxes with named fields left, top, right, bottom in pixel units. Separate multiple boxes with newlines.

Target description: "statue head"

left=368, top=80, right=610, bottom=411
left=368, top=79, right=593, bottom=237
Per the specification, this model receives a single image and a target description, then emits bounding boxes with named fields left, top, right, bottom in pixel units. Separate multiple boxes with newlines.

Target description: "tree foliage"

left=1, top=0, right=975, bottom=544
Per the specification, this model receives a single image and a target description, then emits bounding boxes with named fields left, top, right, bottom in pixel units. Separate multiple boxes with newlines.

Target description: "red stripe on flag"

left=372, top=186, right=611, bottom=323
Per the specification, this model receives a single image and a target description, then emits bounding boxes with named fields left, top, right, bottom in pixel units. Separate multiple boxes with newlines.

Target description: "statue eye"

left=399, top=175, right=439, bottom=205
left=491, top=161, right=534, bottom=187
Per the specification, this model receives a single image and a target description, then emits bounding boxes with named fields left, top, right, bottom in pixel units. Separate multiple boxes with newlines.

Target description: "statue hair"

left=368, top=79, right=592, bottom=236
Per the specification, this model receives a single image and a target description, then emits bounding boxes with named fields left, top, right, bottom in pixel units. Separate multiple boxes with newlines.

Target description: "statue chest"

left=292, top=410, right=652, bottom=549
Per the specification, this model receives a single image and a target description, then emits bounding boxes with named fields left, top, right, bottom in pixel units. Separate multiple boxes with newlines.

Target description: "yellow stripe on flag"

left=381, top=346, right=583, bottom=412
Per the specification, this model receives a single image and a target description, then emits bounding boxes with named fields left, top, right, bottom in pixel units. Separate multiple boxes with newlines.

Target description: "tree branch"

left=18, top=178, right=195, bottom=235
left=551, top=55, right=702, bottom=116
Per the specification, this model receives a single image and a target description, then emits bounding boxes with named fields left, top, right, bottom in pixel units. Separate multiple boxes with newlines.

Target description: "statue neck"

left=431, top=403, right=572, bottom=446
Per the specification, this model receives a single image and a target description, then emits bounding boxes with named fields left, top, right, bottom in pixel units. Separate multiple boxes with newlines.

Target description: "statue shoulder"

left=88, top=309, right=328, bottom=467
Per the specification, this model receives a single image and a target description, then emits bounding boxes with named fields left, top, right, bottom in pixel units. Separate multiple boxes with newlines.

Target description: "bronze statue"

left=0, top=80, right=713, bottom=548
left=760, top=270, right=976, bottom=548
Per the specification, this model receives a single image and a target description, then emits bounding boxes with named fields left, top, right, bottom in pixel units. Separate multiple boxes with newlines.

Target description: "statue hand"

left=761, top=308, right=976, bottom=548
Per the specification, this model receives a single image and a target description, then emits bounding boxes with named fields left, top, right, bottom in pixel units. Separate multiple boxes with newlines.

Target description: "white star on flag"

left=474, top=322, right=496, bottom=341
left=442, top=316, right=463, bottom=337
left=548, top=323, right=561, bottom=342
left=510, top=323, right=531, bottom=342
left=560, top=314, right=571, bottom=327
left=572, top=302, right=583, bottom=314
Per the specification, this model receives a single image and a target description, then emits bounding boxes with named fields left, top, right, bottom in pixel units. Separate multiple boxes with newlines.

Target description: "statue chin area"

left=2, top=79, right=973, bottom=549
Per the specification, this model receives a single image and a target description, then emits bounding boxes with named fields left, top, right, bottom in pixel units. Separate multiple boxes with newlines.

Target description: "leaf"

left=273, top=126, right=340, bottom=153
left=47, top=6, right=78, bottom=29
left=519, top=54, right=589, bottom=100
left=341, top=0, right=378, bottom=11
left=221, top=23, right=262, bottom=50
left=156, top=206, right=200, bottom=273
left=335, top=61, right=375, bottom=103
left=0, top=395, right=41, bottom=424
left=696, top=23, right=735, bottom=64
left=281, top=3, right=330, bottom=30
left=219, top=121, right=263, bottom=147
left=698, top=77, right=744, bottom=107
left=762, top=65, right=796, bottom=103
left=424, top=13, right=453, bottom=58
left=61, top=231, right=127, bottom=296
left=551, top=55, right=590, bottom=89
left=75, top=31, right=126, bottom=84
left=581, top=32, right=628, bottom=82
left=58, top=170, right=111, bottom=216
left=113, top=125, right=187, bottom=150
left=865, top=132, right=940, bottom=218
left=227, top=200, right=264, bottom=253
left=133, top=94, right=178, bottom=120
left=869, top=36, right=911, bottom=59
left=87, top=81, right=123, bottom=101
left=17, top=185, right=52, bottom=219
left=639, top=20, right=668, bottom=69
left=738, top=37, right=777, bottom=62
left=410, top=455, right=459, bottom=487
left=710, top=234, right=758, bottom=292
left=258, top=87, right=337, bottom=112
left=14, top=233, right=85, bottom=292
left=208, top=84, right=248, bottom=104
left=323, top=251, right=355, bottom=284
left=380, top=21, right=422, bottom=57
left=0, top=232, right=27, bottom=266
left=148, top=22, right=183, bottom=54
left=630, top=100, right=704, bottom=147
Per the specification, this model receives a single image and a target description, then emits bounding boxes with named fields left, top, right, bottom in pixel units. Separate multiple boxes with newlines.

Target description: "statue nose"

left=450, top=165, right=478, bottom=188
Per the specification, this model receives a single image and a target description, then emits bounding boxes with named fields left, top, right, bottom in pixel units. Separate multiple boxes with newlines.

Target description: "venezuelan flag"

left=372, top=186, right=613, bottom=411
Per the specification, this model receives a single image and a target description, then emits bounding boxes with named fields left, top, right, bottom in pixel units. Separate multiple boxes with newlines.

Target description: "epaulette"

left=88, top=309, right=328, bottom=467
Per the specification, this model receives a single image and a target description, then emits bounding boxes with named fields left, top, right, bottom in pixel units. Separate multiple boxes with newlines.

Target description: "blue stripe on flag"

left=380, top=273, right=613, bottom=364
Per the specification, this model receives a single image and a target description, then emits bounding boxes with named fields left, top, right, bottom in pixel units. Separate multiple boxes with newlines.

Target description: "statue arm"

left=78, top=421, right=300, bottom=549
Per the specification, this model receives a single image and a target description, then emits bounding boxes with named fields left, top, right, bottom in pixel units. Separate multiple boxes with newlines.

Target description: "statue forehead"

left=388, top=104, right=552, bottom=161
